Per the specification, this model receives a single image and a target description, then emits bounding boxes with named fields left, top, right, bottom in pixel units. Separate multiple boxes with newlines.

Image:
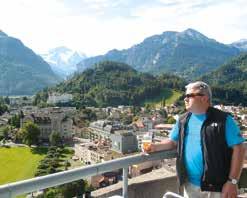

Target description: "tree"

left=0, top=126, right=10, bottom=141
left=166, top=116, right=176, bottom=124
left=3, top=126, right=9, bottom=139
left=144, top=103, right=152, bottom=113
left=9, top=114, right=20, bottom=128
left=60, top=179, right=86, bottom=198
left=0, top=103, right=8, bottom=116
left=161, top=98, right=166, bottom=107
left=4, top=96, right=10, bottom=105
left=121, top=113, right=133, bottom=125
left=49, top=131, right=62, bottom=146
left=19, top=121, right=40, bottom=146
left=2, top=138, right=6, bottom=145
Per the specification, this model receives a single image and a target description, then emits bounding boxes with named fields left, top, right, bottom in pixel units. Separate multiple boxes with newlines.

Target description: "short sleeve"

left=169, top=120, right=179, bottom=142
left=225, top=115, right=245, bottom=147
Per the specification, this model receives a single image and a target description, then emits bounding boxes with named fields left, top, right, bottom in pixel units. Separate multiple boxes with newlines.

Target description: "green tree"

left=3, top=126, right=9, bottom=139
left=0, top=103, right=8, bottom=116
left=144, top=103, right=152, bottom=113
left=19, top=121, right=40, bottom=146
left=4, top=96, right=10, bottom=105
left=49, top=131, right=62, bottom=146
left=161, top=98, right=166, bottom=107
left=9, top=114, right=21, bottom=128
left=121, top=113, right=133, bottom=125
left=0, top=126, right=10, bottom=141
left=60, top=179, right=86, bottom=198
left=166, top=116, right=176, bottom=124
left=1, top=138, right=6, bottom=146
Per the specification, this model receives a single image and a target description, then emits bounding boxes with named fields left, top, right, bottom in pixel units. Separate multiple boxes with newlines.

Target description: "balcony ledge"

left=92, top=167, right=177, bottom=198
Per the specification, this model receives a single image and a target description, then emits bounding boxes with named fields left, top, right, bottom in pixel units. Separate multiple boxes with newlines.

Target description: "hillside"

left=77, top=29, right=240, bottom=79
left=200, top=53, right=247, bottom=105
left=35, top=61, right=186, bottom=107
left=0, top=31, right=60, bottom=95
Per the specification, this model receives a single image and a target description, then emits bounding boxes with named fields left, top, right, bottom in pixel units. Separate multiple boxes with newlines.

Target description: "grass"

left=143, top=88, right=182, bottom=108
left=0, top=147, right=47, bottom=185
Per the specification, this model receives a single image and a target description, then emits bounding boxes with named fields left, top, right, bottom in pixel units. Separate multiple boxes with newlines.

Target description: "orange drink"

left=142, top=139, right=152, bottom=152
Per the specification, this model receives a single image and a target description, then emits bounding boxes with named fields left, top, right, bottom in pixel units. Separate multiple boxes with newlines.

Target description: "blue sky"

left=0, top=0, right=246, bottom=56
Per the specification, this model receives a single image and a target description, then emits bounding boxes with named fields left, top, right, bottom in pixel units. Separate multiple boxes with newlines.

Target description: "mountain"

left=77, top=28, right=240, bottom=78
left=41, top=46, right=86, bottom=79
left=35, top=61, right=186, bottom=107
left=230, top=39, right=247, bottom=52
left=200, top=53, right=247, bottom=105
left=0, top=30, right=60, bottom=96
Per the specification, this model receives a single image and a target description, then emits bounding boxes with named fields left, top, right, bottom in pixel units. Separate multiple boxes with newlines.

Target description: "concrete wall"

left=91, top=168, right=178, bottom=198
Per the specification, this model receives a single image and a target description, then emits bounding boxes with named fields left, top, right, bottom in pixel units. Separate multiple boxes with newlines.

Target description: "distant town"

left=0, top=92, right=246, bottom=196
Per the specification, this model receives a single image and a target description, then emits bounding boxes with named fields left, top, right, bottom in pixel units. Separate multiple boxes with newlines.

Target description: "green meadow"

left=143, top=88, right=182, bottom=108
left=0, top=147, right=47, bottom=185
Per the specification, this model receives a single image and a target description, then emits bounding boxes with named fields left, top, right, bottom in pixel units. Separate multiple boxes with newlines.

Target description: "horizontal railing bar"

left=0, top=150, right=176, bottom=198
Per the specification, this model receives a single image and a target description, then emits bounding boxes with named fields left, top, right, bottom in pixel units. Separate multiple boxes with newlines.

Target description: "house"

left=21, top=114, right=52, bottom=140
left=74, top=140, right=122, bottom=164
left=21, top=111, right=73, bottom=141
left=133, top=117, right=153, bottom=132
left=110, top=130, right=138, bottom=154
left=88, top=120, right=132, bottom=142
left=9, top=96, right=33, bottom=106
left=47, top=92, right=73, bottom=104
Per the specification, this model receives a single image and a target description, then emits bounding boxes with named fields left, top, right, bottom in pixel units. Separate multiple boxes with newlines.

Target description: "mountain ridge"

left=0, top=30, right=60, bottom=95
left=77, top=28, right=240, bottom=78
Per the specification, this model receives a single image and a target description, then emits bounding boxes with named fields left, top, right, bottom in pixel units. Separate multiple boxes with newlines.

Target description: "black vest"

left=176, top=107, right=233, bottom=192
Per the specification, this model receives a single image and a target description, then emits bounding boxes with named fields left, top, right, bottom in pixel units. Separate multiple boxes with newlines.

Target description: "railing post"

left=0, top=188, right=11, bottom=198
left=122, top=167, right=128, bottom=198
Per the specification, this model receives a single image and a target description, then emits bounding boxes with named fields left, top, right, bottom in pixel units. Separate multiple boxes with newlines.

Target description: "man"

left=148, top=81, right=245, bottom=198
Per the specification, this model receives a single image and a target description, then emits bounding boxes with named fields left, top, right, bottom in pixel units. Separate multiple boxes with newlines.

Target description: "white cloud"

left=0, top=0, right=246, bottom=55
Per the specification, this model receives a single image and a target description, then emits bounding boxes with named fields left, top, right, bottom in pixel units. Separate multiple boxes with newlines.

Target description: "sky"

left=0, top=0, right=246, bottom=56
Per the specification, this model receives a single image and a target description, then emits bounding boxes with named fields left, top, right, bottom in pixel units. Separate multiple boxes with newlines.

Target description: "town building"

left=110, top=130, right=138, bottom=154
left=21, top=108, right=73, bottom=141
left=88, top=120, right=132, bottom=142
left=47, top=92, right=73, bottom=104
left=74, top=140, right=123, bottom=164
left=9, top=96, right=33, bottom=106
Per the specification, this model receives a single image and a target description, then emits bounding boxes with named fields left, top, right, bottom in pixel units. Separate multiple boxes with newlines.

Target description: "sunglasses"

left=185, top=93, right=205, bottom=98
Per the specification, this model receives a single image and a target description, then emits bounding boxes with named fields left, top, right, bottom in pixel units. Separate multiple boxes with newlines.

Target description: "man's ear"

left=203, top=95, right=209, bottom=103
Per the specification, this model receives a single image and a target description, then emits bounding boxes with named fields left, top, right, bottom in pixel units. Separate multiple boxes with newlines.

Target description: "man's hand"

left=143, top=140, right=177, bottom=154
left=148, top=142, right=156, bottom=153
left=221, top=182, right=238, bottom=198
left=142, top=142, right=155, bottom=154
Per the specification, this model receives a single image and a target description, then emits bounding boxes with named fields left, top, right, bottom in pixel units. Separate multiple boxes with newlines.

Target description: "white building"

left=9, top=96, right=33, bottom=106
left=74, top=142, right=111, bottom=164
left=47, top=92, right=73, bottom=104
left=21, top=112, right=73, bottom=141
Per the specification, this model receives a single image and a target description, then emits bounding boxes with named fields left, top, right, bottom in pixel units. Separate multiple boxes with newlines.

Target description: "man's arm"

left=222, top=143, right=246, bottom=198
left=229, top=143, right=246, bottom=179
left=149, top=139, right=177, bottom=152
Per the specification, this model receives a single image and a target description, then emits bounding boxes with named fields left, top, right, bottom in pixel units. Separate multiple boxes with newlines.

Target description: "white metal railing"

left=0, top=150, right=177, bottom=198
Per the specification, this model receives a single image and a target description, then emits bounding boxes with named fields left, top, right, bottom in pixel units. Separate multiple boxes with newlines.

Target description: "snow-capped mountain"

left=230, top=39, right=247, bottom=51
left=41, top=46, right=87, bottom=78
